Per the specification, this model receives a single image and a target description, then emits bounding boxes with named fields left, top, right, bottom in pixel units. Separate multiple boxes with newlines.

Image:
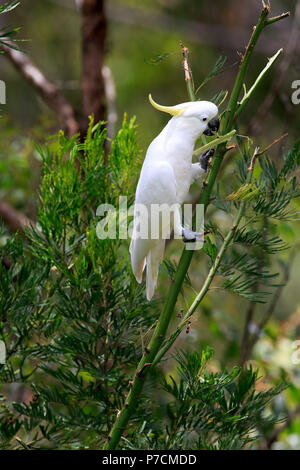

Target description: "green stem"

left=103, top=249, right=194, bottom=449
left=193, top=130, right=236, bottom=157
left=235, top=48, right=283, bottom=118
left=223, top=5, right=270, bottom=133
left=153, top=157, right=257, bottom=367
left=187, top=78, right=195, bottom=102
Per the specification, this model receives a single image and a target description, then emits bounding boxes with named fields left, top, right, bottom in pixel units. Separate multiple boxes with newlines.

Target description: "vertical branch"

left=102, top=65, right=117, bottom=139
left=81, top=0, right=107, bottom=135
left=223, top=4, right=270, bottom=132
left=180, top=41, right=195, bottom=101
left=246, top=254, right=294, bottom=357
left=240, top=294, right=257, bottom=366
left=261, top=404, right=300, bottom=449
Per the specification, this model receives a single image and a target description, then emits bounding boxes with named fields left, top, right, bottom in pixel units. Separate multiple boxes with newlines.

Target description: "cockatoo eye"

left=202, top=117, right=207, bottom=122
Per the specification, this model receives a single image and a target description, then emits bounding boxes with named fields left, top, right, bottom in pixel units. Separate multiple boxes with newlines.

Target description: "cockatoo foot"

left=199, top=148, right=215, bottom=171
left=181, top=228, right=205, bottom=243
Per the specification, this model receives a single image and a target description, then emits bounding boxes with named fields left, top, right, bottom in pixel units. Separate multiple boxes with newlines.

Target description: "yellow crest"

left=148, top=94, right=186, bottom=117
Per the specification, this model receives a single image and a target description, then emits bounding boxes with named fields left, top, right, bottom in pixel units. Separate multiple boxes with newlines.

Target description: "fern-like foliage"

left=121, top=349, right=286, bottom=450
left=0, top=117, right=154, bottom=449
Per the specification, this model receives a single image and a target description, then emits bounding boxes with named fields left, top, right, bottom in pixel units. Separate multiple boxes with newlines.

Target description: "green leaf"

left=144, top=53, right=170, bottom=66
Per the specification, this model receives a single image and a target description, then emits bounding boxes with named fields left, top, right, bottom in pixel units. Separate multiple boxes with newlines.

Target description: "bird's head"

left=149, top=94, right=219, bottom=137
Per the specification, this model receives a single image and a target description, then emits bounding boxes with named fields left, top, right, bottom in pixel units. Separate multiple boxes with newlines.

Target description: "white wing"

left=130, top=161, right=178, bottom=299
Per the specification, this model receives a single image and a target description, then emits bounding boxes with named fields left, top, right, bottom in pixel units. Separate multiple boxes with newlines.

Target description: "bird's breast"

left=162, top=142, right=194, bottom=203
left=173, top=162, right=192, bottom=204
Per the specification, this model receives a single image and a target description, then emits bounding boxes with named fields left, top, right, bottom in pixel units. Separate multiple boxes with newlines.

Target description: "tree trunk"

left=81, top=0, right=107, bottom=135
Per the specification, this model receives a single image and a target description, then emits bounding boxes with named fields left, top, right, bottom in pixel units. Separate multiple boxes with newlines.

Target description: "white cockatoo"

left=130, top=95, right=219, bottom=300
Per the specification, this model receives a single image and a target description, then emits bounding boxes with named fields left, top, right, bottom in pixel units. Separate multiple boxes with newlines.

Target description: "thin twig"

left=236, top=48, right=283, bottom=118
left=0, top=201, right=35, bottom=233
left=248, top=133, right=288, bottom=170
left=240, top=215, right=268, bottom=367
left=265, top=12, right=290, bottom=26
left=261, top=404, right=300, bottom=449
left=248, top=3, right=299, bottom=135
left=247, top=252, right=294, bottom=355
left=223, top=5, right=270, bottom=133
left=102, top=65, right=117, bottom=139
left=240, top=299, right=257, bottom=367
left=180, top=41, right=194, bottom=101
left=80, top=0, right=107, bottom=135
left=103, top=5, right=289, bottom=450
left=193, top=130, right=236, bottom=157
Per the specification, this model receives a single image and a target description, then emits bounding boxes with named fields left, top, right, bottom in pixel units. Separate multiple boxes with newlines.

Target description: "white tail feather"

left=130, top=237, right=148, bottom=283
left=146, top=240, right=165, bottom=301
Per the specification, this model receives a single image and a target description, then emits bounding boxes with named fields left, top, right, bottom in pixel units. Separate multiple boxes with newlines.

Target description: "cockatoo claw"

left=199, top=148, right=215, bottom=171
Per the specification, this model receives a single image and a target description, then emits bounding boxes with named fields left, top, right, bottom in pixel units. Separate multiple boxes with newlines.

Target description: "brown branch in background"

left=261, top=0, right=270, bottom=9
left=2, top=45, right=80, bottom=138
left=180, top=41, right=192, bottom=83
left=102, top=65, right=117, bottom=139
left=239, top=222, right=266, bottom=368
left=106, top=2, right=294, bottom=57
left=80, top=0, right=107, bottom=135
left=240, top=250, right=294, bottom=367
left=248, top=133, right=288, bottom=171
left=0, top=201, right=35, bottom=233
left=240, top=291, right=258, bottom=367
left=265, top=12, right=290, bottom=26
left=180, top=41, right=195, bottom=101
left=247, top=254, right=293, bottom=354
left=240, top=133, right=295, bottom=366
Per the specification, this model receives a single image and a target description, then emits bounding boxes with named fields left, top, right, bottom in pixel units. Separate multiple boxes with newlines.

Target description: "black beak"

left=204, top=117, right=220, bottom=136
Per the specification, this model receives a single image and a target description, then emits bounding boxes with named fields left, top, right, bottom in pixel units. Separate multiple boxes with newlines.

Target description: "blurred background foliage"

left=0, top=0, right=300, bottom=449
